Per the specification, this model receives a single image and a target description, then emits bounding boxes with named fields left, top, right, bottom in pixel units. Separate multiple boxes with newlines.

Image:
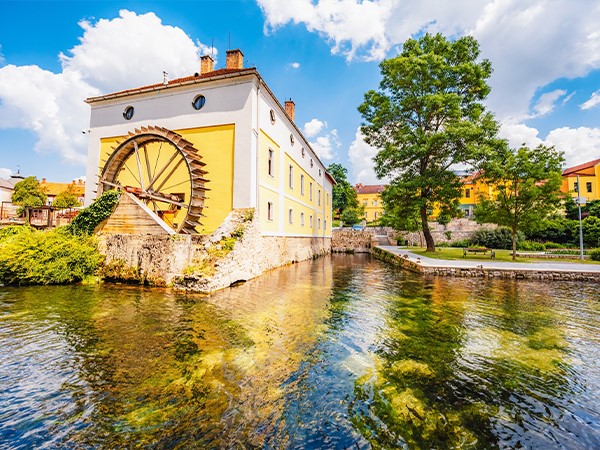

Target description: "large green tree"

left=359, top=33, right=502, bottom=252
left=475, top=144, right=565, bottom=260
left=327, top=163, right=358, bottom=218
left=12, top=176, right=47, bottom=214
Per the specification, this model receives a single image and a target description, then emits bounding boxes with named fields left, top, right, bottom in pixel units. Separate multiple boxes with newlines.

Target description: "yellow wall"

left=357, top=192, right=384, bottom=222
left=98, top=124, right=235, bottom=233
left=258, top=131, right=280, bottom=235
left=563, top=174, right=599, bottom=201
left=257, top=129, right=329, bottom=236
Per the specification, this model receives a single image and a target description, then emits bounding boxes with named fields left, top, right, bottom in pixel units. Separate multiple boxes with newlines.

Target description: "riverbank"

left=373, top=246, right=600, bottom=282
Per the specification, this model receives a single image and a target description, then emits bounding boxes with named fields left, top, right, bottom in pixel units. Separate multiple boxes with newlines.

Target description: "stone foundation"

left=331, top=230, right=372, bottom=253
left=98, top=208, right=331, bottom=292
left=372, top=247, right=600, bottom=282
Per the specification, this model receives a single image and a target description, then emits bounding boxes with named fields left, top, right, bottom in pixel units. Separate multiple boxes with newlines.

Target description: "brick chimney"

left=200, top=55, right=214, bottom=74
left=226, top=49, right=244, bottom=70
left=285, top=100, right=295, bottom=121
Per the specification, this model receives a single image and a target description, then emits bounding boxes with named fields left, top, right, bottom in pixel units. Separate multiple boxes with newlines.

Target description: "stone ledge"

left=372, top=247, right=600, bottom=282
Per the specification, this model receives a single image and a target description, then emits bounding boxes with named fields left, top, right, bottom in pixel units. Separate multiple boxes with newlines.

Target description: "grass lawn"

left=408, top=247, right=600, bottom=264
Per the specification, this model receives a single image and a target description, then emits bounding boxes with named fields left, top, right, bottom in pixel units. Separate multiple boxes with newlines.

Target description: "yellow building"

left=354, top=184, right=385, bottom=222
left=85, top=49, right=334, bottom=240
left=561, top=158, right=600, bottom=201
left=458, top=171, right=496, bottom=218
left=40, top=178, right=85, bottom=206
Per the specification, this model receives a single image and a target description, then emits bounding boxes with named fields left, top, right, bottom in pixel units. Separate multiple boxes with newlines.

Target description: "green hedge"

left=0, top=227, right=102, bottom=285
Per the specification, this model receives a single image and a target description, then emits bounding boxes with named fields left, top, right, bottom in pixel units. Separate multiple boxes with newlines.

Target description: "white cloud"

left=532, top=89, right=567, bottom=117
left=290, top=61, right=301, bottom=69
left=258, top=0, right=600, bottom=121
left=580, top=90, right=600, bottom=110
left=303, top=118, right=326, bottom=137
left=303, top=118, right=339, bottom=160
left=348, top=128, right=383, bottom=184
left=545, top=127, right=600, bottom=167
left=0, top=168, right=12, bottom=179
left=0, top=10, right=211, bottom=168
left=499, top=120, right=542, bottom=149
left=500, top=121, right=600, bottom=167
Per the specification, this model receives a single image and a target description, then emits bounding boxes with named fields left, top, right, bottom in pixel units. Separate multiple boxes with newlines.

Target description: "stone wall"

left=372, top=247, right=600, bottom=282
left=398, top=219, right=496, bottom=246
left=331, top=230, right=372, bottom=253
left=98, top=208, right=331, bottom=292
left=97, top=234, right=199, bottom=286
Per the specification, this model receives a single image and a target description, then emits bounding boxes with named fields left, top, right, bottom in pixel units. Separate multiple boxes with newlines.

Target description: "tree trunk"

left=420, top=206, right=435, bottom=252
left=511, top=225, right=517, bottom=261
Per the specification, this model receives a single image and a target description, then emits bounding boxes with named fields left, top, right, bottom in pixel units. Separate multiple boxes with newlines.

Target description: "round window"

left=290, top=134, right=295, bottom=146
left=270, top=109, right=276, bottom=124
left=192, top=94, right=206, bottom=110
left=123, top=106, right=134, bottom=120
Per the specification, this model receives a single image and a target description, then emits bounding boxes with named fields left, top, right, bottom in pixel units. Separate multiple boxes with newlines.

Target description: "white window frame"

left=268, top=149, right=275, bottom=177
left=289, top=165, right=294, bottom=189
left=300, top=174, right=305, bottom=195
left=267, top=201, right=274, bottom=221
left=288, top=208, right=294, bottom=224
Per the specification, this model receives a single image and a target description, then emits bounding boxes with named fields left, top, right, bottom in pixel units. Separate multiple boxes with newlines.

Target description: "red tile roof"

left=86, top=67, right=257, bottom=103
left=354, top=184, right=386, bottom=194
left=562, top=158, right=600, bottom=176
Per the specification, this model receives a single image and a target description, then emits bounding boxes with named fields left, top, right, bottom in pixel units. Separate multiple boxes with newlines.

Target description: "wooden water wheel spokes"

left=97, top=125, right=209, bottom=234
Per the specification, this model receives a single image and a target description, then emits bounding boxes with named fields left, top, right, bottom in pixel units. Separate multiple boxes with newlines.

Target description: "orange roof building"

left=561, top=158, right=600, bottom=201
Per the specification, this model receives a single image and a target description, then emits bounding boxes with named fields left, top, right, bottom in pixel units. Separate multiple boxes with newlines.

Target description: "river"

left=1, top=254, right=599, bottom=449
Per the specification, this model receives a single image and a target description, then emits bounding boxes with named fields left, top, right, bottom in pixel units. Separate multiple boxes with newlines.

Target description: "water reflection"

left=0, top=255, right=599, bottom=448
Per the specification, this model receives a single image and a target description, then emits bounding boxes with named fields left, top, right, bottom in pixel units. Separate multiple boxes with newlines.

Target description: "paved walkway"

left=377, top=246, right=600, bottom=273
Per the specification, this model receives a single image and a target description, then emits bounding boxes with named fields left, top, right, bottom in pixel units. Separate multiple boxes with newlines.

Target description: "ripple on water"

left=0, top=256, right=599, bottom=448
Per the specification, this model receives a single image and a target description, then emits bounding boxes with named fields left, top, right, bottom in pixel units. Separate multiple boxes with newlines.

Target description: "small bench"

left=463, top=248, right=496, bottom=259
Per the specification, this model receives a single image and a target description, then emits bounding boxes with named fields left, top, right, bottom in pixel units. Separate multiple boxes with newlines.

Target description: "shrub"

left=543, top=242, right=565, bottom=249
left=67, top=190, right=120, bottom=235
left=0, top=227, right=102, bottom=285
left=0, top=225, right=34, bottom=242
left=449, top=239, right=470, bottom=248
left=469, top=227, right=521, bottom=249
left=590, top=248, right=600, bottom=261
left=525, top=218, right=577, bottom=245
left=517, top=240, right=546, bottom=251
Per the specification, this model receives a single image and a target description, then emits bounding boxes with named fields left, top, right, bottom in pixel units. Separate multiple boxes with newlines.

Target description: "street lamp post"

left=577, top=174, right=584, bottom=260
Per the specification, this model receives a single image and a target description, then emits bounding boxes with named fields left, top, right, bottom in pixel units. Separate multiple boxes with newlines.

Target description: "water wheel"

left=97, top=125, right=209, bottom=234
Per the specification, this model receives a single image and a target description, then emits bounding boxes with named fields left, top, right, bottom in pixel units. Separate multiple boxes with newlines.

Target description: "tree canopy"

left=12, top=176, right=47, bottom=213
left=359, top=33, right=502, bottom=251
left=53, top=185, right=81, bottom=208
left=327, top=163, right=358, bottom=218
left=474, top=144, right=565, bottom=260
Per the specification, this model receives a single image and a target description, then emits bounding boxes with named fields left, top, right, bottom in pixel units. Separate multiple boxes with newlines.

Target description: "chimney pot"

left=42, top=178, right=46, bottom=183
left=285, top=99, right=295, bottom=122
left=225, top=49, right=244, bottom=70
left=200, top=55, right=214, bottom=74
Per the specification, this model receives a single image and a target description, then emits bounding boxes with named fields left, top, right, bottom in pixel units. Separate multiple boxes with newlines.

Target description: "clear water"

left=1, top=254, right=599, bottom=449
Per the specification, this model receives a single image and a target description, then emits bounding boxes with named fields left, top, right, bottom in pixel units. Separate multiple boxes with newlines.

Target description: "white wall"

left=84, top=76, right=256, bottom=206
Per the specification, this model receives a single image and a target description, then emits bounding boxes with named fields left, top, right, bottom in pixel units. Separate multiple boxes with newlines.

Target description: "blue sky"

left=1, top=0, right=600, bottom=184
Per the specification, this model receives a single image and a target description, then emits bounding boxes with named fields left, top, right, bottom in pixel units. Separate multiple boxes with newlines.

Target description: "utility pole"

left=577, top=174, right=584, bottom=260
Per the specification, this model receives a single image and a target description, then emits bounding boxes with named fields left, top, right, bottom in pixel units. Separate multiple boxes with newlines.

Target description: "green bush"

left=0, top=225, right=34, bottom=242
left=67, top=190, right=120, bottom=235
left=517, top=240, right=546, bottom=251
left=525, top=218, right=577, bottom=245
left=543, top=242, right=565, bottom=249
left=590, top=248, right=600, bottom=261
left=0, top=227, right=102, bottom=285
left=449, top=239, right=470, bottom=248
left=469, top=227, right=521, bottom=249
